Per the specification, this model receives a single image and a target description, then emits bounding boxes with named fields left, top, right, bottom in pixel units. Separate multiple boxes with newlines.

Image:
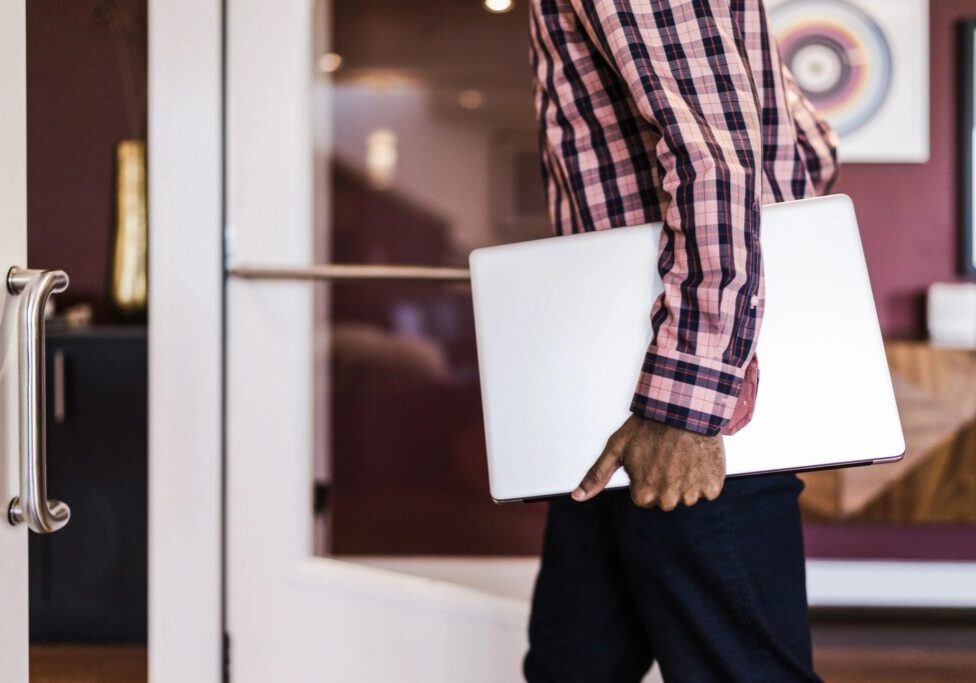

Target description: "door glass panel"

left=320, top=280, right=545, bottom=555
left=26, top=1, right=149, bottom=677
left=313, top=1, right=548, bottom=556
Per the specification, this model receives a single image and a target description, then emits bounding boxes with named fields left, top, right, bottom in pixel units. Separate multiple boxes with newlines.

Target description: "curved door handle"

left=6, top=267, right=71, bottom=533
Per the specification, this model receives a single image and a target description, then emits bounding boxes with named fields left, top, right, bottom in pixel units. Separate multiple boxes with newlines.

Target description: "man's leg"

left=524, top=495, right=653, bottom=683
left=610, top=473, right=820, bottom=683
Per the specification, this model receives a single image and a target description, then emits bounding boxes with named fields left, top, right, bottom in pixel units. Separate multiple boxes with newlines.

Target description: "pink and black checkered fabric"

left=529, top=0, right=838, bottom=435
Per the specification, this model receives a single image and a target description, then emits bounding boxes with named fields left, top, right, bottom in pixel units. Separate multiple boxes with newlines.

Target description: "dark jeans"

left=524, top=473, right=821, bottom=682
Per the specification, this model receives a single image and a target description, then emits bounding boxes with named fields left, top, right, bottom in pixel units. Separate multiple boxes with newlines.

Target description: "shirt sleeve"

left=570, top=0, right=764, bottom=436
left=782, top=62, right=840, bottom=196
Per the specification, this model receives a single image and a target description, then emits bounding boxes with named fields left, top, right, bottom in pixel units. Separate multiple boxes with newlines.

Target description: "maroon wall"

left=839, top=0, right=976, bottom=338
left=27, top=0, right=147, bottom=322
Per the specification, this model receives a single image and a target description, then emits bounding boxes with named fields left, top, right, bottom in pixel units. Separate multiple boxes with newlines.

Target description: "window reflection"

left=316, top=0, right=549, bottom=555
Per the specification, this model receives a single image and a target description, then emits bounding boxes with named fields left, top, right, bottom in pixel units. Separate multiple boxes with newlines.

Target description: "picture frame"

left=767, top=0, right=929, bottom=163
left=960, top=20, right=976, bottom=274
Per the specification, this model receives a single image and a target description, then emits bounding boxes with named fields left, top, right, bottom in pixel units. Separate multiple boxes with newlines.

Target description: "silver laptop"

left=470, top=194, right=905, bottom=502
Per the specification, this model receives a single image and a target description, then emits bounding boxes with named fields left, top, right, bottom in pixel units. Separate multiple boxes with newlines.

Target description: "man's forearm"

left=570, top=0, right=764, bottom=435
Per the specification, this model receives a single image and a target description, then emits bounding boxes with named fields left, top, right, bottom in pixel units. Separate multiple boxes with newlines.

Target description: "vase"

left=111, top=139, right=148, bottom=316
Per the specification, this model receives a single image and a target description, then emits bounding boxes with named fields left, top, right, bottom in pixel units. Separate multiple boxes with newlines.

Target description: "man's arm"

left=572, top=0, right=764, bottom=435
left=782, top=62, right=840, bottom=195
left=569, top=0, right=765, bottom=508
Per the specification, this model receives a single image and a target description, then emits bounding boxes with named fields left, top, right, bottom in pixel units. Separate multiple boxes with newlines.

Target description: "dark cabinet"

left=29, top=326, right=147, bottom=642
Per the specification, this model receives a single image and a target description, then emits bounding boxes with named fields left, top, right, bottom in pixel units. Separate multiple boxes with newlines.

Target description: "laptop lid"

left=470, top=195, right=904, bottom=502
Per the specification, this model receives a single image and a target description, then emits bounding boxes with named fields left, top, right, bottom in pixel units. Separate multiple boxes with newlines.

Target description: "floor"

left=30, top=645, right=146, bottom=683
left=29, top=617, right=976, bottom=682
left=812, top=615, right=976, bottom=683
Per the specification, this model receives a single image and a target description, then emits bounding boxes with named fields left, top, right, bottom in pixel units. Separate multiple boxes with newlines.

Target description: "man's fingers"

left=703, top=479, right=724, bottom=501
left=681, top=490, right=701, bottom=507
left=572, top=439, right=623, bottom=502
left=630, top=486, right=656, bottom=509
left=658, top=489, right=680, bottom=512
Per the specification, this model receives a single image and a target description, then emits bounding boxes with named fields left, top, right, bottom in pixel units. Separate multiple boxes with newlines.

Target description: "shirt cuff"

left=630, top=347, right=747, bottom=436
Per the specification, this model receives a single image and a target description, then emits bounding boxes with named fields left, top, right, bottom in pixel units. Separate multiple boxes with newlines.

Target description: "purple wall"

left=804, top=2, right=976, bottom=560
left=838, top=0, right=976, bottom=338
left=27, top=0, right=147, bottom=323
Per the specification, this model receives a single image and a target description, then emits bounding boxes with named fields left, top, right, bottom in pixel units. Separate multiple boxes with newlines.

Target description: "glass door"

left=224, top=0, right=551, bottom=680
left=305, top=0, right=548, bottom=558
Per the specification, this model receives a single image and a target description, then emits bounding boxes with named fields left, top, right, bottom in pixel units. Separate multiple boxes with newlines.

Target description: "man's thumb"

left=572, top=442, right=622, bottom=501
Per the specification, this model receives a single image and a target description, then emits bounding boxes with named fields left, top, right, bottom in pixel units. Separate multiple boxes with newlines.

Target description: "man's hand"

left=571, top=415, right=726, bottom=511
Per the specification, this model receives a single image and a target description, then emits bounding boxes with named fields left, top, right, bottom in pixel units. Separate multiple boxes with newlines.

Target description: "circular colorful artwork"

left=770, top=0, right=892, bottom=135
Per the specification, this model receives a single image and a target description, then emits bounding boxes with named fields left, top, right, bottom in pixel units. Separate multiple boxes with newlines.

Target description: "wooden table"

left=799, top=342, right=976, bottom=524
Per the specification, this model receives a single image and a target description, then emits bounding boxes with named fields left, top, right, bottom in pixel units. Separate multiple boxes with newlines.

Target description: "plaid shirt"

left=529, top=0, right=838, bottom=436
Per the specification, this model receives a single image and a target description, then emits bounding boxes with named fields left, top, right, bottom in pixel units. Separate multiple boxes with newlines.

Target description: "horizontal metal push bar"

left=228, top=264, right=471, bottom=283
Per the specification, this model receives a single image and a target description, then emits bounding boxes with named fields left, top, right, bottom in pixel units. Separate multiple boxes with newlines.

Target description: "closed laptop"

left=470, top=195, right=905, bottom=502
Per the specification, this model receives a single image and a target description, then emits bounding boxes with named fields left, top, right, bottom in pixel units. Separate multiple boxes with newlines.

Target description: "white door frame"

left=147, top=0, right=224, bottom=680
left=0, top=2, right=30, bottom=679
left=147, top=0, right=976, bottom=679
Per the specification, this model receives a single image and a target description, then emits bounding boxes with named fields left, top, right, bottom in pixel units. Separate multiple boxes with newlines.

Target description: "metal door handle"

left=6, top=267, right=70, bottom=533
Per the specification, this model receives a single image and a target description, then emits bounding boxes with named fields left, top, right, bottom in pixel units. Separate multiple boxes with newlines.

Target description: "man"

left=524, top=1, right=838, bottom=681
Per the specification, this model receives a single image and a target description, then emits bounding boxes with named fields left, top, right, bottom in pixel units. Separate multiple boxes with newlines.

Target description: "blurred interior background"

left=24, top=0, right=976, bottom=681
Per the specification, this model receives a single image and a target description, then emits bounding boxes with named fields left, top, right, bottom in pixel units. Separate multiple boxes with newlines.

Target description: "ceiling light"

left=483, top=0, right=514, bottom=13
left=366, top=128, right=397, bottom=190
left=457, top=89, right=486, bottom=109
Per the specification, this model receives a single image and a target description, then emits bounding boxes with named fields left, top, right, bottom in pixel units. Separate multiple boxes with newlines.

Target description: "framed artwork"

left=961, top=20, right=976, bottom=274
left=767, top=0, right=929, bottom=163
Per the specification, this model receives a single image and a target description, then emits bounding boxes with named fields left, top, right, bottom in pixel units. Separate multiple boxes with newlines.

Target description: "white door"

left=0, top=2, right=29, bottom=678
left=223, top=0, right=538, bottom=681
left=0, top=3, right=73, bottom=680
